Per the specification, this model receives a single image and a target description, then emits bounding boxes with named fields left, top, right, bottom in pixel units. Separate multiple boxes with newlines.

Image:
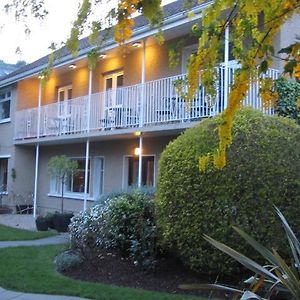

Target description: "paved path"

left=0, top=229, right=90, bottom=299
left=0, top=287, right=89, bottom=300
left=0, top=232, right=70, bottom=248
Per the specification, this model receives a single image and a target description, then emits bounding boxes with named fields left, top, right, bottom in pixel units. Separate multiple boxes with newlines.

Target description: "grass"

left=0, top=245, right=207, bottom=300
left=0, top=224, right=56, bottom=241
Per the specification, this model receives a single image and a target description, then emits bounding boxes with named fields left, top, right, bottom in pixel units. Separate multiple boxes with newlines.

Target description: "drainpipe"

left=33, top=79, right=42, bottom=218
left=83, top=68, right=92, bottom=211
left=223, top=24, right=230, bottom=110
left=137, top=134, right=143, bottom=188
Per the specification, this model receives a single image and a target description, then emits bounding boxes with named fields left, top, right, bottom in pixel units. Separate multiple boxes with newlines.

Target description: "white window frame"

left=0, top=90, right=11, bottom=124
left=122, top=154, right=156, bottom=189
left=104, top=71, right=124, bottom=107
left=49, top=156, right=105, bottom=201
left=0, top=156, right=9, bottom=195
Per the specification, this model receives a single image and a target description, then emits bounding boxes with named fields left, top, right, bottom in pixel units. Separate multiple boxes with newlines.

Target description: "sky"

left=0, top=0, right=174, bottom=65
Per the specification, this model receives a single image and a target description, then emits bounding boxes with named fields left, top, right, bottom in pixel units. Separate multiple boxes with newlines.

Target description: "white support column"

left=87, top=68, right=93, bottom=132
left=223, top=24, right=230, bottom=109
left=33, top=79, right=42, bottom=218
left=83, top=68, right=93, bottom=211
left=139, top=39, right=146, bottom=127
left=137, top=134, right=143, bottom=188
left=37, top=79, right=42, bottom=138
left=83, top=139, right=90, bottom=211
left=33, top=143, right=40, bottom=218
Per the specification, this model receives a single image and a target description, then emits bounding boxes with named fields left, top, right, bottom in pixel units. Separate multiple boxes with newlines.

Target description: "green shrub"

left=106, top=189, right=158, bottom=271
left=70, top=189, right=158, bottom=271
left=275, top=78, right=300, bottom=124
left=35, top=216, right=48, bottom=231
left=54, top=250, right=82, bottom=272
left=156, top=108, right=300, bottom=276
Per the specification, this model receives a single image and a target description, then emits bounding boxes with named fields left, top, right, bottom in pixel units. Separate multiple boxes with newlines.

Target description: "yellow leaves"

left=199, top=154, right=210, bottom=172
left=114, top=18, right=134, bottom=44
left=260, top=78, right=278, bottom=109
left=293, top=63, right=300, bottom=81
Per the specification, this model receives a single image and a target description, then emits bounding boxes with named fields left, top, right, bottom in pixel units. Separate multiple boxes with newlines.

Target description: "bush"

left=44, top=212, right=57, bottom=230
left=69, top=204, right=110, bottom=260
left=54, top=250, right=82, bottom=272
left=53, top=213, right=73, bottom=232
left=70, top=189, right=158, bottom=270
left=275, top=78, right=300, bottom=124
left=35, top=216, right=48, bottom=231
left=156, top=108, right=300, bottom=276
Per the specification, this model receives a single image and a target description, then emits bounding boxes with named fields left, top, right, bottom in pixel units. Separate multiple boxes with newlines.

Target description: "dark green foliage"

left=53, top=213, right=73, bottom=232
left=156, top=108, right=300, bottom=276
left=275, top=78, right=300, bottom=124
left=35, top=216, right=49, bottom=231
left=106, top=190, right=158, bottom=271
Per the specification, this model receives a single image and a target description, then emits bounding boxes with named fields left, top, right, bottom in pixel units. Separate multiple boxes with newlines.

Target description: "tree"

left=47, top=155, right=78, bottom=213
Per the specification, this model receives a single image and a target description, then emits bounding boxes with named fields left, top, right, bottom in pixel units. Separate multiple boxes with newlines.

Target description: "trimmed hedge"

left=156, top=108, right=300, bottom=276
left=275, top=78, right=300, bottom=124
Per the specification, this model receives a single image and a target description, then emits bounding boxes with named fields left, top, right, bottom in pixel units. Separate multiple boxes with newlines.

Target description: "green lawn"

left=0, top=245, right=206, bottom=300
left=0, top=224, right=56, bottom=241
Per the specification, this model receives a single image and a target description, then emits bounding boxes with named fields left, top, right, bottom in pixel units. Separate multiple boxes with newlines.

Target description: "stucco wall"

left=35, top=135, right=176, bottom=213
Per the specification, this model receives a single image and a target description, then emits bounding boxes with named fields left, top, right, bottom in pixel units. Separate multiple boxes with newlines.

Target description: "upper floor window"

left=0, top=91, right=11, bottom=123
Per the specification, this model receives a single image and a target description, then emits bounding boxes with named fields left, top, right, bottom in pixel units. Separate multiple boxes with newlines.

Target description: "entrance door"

left=104, top=72, right=124, bottom=107
left=57, top=85, right=73, bottom=116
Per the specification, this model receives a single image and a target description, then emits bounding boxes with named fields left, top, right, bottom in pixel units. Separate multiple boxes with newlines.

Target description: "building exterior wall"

left=35, top=135, right=176, bottom=213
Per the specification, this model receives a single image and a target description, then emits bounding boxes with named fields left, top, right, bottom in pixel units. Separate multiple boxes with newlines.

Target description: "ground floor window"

left=0, top=158, right=8, bottom=193
left=66, top=159, right=90, bottom=193
left=50, top=157, right=104, bottom=199
left=127, top=156, right=155, bottom=187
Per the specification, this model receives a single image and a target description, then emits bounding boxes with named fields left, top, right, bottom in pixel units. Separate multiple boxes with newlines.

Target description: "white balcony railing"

left=14, top=65, right=280, bottom=140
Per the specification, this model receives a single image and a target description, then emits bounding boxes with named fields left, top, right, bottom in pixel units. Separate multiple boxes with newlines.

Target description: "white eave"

left=0, top=1, right=211, bottom=88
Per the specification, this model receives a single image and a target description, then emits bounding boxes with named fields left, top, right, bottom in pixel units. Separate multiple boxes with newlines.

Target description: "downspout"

left=33, top=79, right=42, bottom=218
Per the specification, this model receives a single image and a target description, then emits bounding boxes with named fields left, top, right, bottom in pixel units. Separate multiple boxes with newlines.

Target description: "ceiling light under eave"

left=99, top=53, right=107, bottom=59
left=132, top=41, right=142, bottom=48
left=69, top=64, right=77, bottom=69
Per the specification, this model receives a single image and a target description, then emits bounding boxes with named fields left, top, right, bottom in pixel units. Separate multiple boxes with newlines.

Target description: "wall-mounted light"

left=134, top=147, right=142, bottom=156
left=99, top=53, right=107, bottom=59
left=134, top=131, right=141, bottom=136
left=69, top=64, right=77, bottom=69
left=38, top=75, right=45, bottom=79
left=132, top=41, right=142, bottom=48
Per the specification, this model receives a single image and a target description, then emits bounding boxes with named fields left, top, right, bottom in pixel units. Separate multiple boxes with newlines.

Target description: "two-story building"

left=0, top=0, right=298, bottom=215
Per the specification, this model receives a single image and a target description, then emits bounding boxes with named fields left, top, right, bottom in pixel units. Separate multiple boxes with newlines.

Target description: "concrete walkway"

left=0, top=287, right=89, bottom=300
left=0, top=226, right=90, bottom=300
left=0, top=232, right=70, bottom=248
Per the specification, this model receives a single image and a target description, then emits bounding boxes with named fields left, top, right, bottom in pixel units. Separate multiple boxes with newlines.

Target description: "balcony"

left=14, top=65, right=280, bottom=140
